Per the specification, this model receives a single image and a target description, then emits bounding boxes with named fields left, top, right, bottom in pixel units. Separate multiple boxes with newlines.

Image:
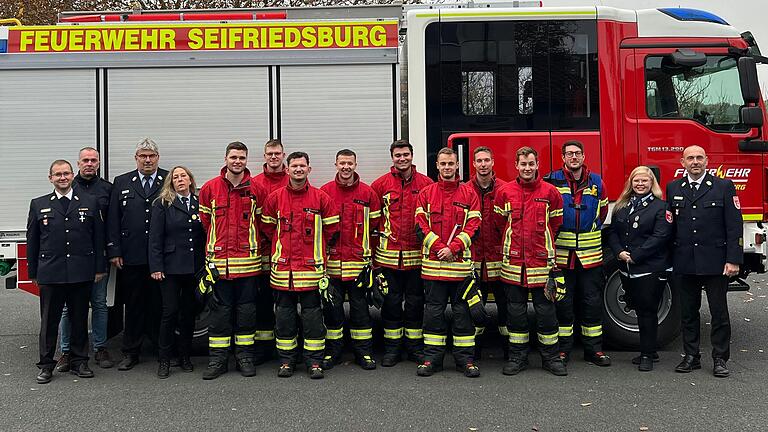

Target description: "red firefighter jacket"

left=321, top=173, right=381, bottom=281
left=370, top=166, right=433, bottom=270
left=253, top=163, right=289, bottom=271
left=469, top=175, right=507, bottom=282
left=261, top=180, right=339, bottom=291
left=198, top=167, right=267, bottom=279
left=415, top=176, right=481, bottom=282
left=493, top=176, right=563, bottom=288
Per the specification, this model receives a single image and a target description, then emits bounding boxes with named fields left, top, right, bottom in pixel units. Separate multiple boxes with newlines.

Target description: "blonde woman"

left=148, top=166, right=205, bottom=379
left=605, top=166, right=672, bottom=372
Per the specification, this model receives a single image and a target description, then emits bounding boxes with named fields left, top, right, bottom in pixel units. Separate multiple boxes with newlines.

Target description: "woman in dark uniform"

left=149, top=166, right=205, bottom=378
left=606, top=166, right=672, bottom=371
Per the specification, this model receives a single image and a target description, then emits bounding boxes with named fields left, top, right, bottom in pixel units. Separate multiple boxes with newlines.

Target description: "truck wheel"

left=602, top=268, right=681, bottom=350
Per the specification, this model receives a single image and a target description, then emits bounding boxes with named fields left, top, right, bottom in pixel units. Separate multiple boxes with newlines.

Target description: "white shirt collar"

left=55, top=189, right=73, bottom=200
left=686, top=174, right=704, bottom=186
left=139, top=171, right=158, bottom=183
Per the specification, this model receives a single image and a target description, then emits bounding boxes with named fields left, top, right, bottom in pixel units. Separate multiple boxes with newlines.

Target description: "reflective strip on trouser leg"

left=581, top=325, right=603, bottom=338
left=209, top=336, right=231, bottom=348
left=498, top=326, right=509, bottom=336
left=303, top=338, right=325, bottom=352
left=326, top=327, right=344, bottom=341
left=276, top=337, right=298, bottom=351
left=538, top=332, right=559, bottom=346
left=559, top=325, right=574, bottom=338
left=475, top=327, right=485, bottom=336
left=235, top=333, right=255, bottom=346
left=254, top=330, right=275, bottom=341
left=404, top=328, right=423, bottom=340
left=350, top=328, right=373, bottom=340
left=508, top=332, right=529, bottom=345
left=423, top=333, right=447, bottom=346
left=453, top=335, right=475, bottom=348
left=384, top=327, right=404, bottom=340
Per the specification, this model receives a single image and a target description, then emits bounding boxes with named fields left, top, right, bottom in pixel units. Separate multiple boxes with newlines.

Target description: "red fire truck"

left=1, top=3, right=766, bottom=348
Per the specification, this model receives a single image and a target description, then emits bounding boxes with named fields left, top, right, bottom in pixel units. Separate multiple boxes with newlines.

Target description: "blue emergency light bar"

left=658, top=8, right=729, bottom=26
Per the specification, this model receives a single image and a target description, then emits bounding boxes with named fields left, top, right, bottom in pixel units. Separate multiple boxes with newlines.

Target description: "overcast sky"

left=544, top=0, right=768, bottom=97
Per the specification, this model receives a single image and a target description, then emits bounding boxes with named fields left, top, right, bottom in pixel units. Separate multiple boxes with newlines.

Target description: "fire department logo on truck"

left=674, top=165, right=750, bottom=191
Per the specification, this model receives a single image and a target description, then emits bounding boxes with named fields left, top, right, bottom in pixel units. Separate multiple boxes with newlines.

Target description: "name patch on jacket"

left=353, top=199, right=369, bottom=206
left=453, top=202, right=470, bottom=209
left=534, top=198, right=550, bottom=203
left=304, top=208, right=320, bottom=214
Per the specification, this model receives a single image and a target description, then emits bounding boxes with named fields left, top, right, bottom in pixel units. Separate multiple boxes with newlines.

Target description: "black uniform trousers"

left=422, top=279, right=476, bottom=367
left=38, top=282, right=91, bottom=369
left=380, top=267, right=424, bottom=358
left=275, top=290, right=326, bottom=367
left=620, top=273, right=666, bottom=357
left=558, top=261, right=605, bottom=355
left=479, top=279, right=508, bottom=337
left=504, top=284, right=560, bottom=361
left=119, top=264, right=160, bottom=355
left=323, top=279, right=374, bottom=360
left=254, top=273, right=276, bottom=361
left=676, top=274, right=731, bottom=361
left=158, top=274, right=197, bottom=360
left=207, top=276, right=258, bottom=363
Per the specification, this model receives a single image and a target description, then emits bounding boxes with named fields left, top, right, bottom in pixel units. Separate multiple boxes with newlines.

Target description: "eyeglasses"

left=564, top=151, right=583, bottom=158
left=136, top=154, right=158, bottom=160
left=50, top=171, right=73, bottom=178
left=265, top=152, right=283, bottom=157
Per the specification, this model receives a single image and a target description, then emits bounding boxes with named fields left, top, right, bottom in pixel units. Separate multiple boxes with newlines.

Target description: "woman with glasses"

left=606, top=166, right=672, bottom=371
left=149, top=166, right=205, bottom=378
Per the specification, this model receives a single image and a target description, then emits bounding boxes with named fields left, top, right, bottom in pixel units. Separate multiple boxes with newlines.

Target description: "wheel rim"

left=604, top=270, right=673, bottom=333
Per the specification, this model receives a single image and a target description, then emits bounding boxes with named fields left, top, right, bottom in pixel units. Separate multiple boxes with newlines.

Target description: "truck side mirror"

left=738, top=56, right=761, bottom=104
left=740, top=106, right=764, bottom=127
left=669, top=49, right=706, bottom=67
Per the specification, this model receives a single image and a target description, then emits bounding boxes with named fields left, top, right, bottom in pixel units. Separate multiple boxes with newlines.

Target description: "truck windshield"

left=645, top=55, right=748, bottom=132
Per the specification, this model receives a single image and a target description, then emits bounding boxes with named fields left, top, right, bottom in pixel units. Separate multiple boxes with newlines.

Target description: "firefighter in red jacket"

left=415, top=147, right=481, bottom=377
left=544, top=141, right=611, bottom=366
left=250, top=139, right=289, bottom=364
left=261, top=151, right=339, bottom=379
left=320, top=149, right=381, bottom=370
left=371, top=139, right=434, bottom=366
left=198, top=141, right=267, bottom=380
left=468, top=146, right=507, bottom=360
left=494, top=147, right=567, bottom=377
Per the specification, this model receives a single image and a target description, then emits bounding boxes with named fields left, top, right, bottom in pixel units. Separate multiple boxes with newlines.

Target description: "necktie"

left=181, top=196, right=189, bottom=211
left=144, top=177, right=152, bottom=195
left=60, top=196, right=70, bottom=212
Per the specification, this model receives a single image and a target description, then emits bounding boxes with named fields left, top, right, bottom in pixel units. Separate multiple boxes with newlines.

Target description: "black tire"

left=602, top=261, right=681, bottom=350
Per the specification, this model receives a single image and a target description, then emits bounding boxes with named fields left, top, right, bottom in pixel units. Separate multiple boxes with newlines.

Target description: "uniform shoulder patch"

left=665, top=210, right=673, bottom=223
left=733, top=196, right=741, bottom=210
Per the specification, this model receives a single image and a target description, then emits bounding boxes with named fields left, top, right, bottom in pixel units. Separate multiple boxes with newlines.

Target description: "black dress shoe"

left=674, top=355, right=701, bottom=373
left=632, top=353, right=660, bottom=365
left=180, top=357, right=194, bottom=373
left=638, top=356, right=653, bottom=372
left=71, top=362, right=94, bottom=378
left=37, top=368, right=53, bottom=384
left=713, top=358, right=730, bottom=378
left=117, top=355, right=139, bottom=371
left=158, top=360, right=170, bottom=379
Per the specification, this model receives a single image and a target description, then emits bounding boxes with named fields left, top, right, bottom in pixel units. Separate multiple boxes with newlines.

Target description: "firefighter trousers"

left=323, top=279, right=374, bottom=361
left=207, top=277, right=258, bottom=364
left=253, top=274, right=276, bottom=362
left=275, top=290, right=326, bottom=367
left=504, top=284, right=560, bottom=361
left=380, top=268, right=424, bottom=358
left=422, top=280, right=475, bottom=367
left=478, top=279, right=508, bottom=338
left=558, top=262, right=605, bottom=355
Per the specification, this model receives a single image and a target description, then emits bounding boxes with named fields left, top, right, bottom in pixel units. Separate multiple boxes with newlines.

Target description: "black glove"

left=459, top=271, right=488, bottom=326
left=195, top=261, right=219, bottom=305
left=544, top=268, right=566, bottom=303
left=319, top=276, right=341, bottom=307
left=355, top=264, right=375, bottom=290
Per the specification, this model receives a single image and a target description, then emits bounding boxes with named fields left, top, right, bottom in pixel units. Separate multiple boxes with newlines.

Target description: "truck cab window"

left=645, top=55, right=748, bottom=132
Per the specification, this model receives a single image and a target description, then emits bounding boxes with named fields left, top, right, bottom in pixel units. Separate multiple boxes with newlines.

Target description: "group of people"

left=27, top=137, right=743, bottom=384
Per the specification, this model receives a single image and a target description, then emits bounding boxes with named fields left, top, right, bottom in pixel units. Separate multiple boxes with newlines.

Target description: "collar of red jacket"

left=219, top=166, right=252, bottom=188
left=563, top=163, right=591, bottom=186
left=287, top=179, right=311, bottom=193
left=389, top=165, right=417, bottom=183
left=472, top=173, right=497, bottom=192
left=262, top=163, right=287, bottom=180
left=335, top=171, right=360, bottom=189
left=438, top=174, right=461, bottom=191
left=516, top=175, right=541, bottom=189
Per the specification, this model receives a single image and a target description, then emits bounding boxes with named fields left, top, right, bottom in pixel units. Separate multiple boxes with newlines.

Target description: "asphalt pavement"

left=1, top=275, right=767, bottom=432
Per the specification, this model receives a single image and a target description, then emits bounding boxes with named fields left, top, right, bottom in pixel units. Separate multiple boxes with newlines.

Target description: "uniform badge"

left=40, top=208, right=52, bottom=213
left=632, top=222, right=639, bottom=228
left=634, top=215, right=639, bottom=221
left=192, top=214, right=198, bottom=220
left=43, top=217, right=49, bottom=226
left=665, top=210, right=673, bottom=223
left=733, top=196, right=741, bottom=210
left=706, top=181, right=712, bottom=186
left=123, top=201, right=127, bottom=207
